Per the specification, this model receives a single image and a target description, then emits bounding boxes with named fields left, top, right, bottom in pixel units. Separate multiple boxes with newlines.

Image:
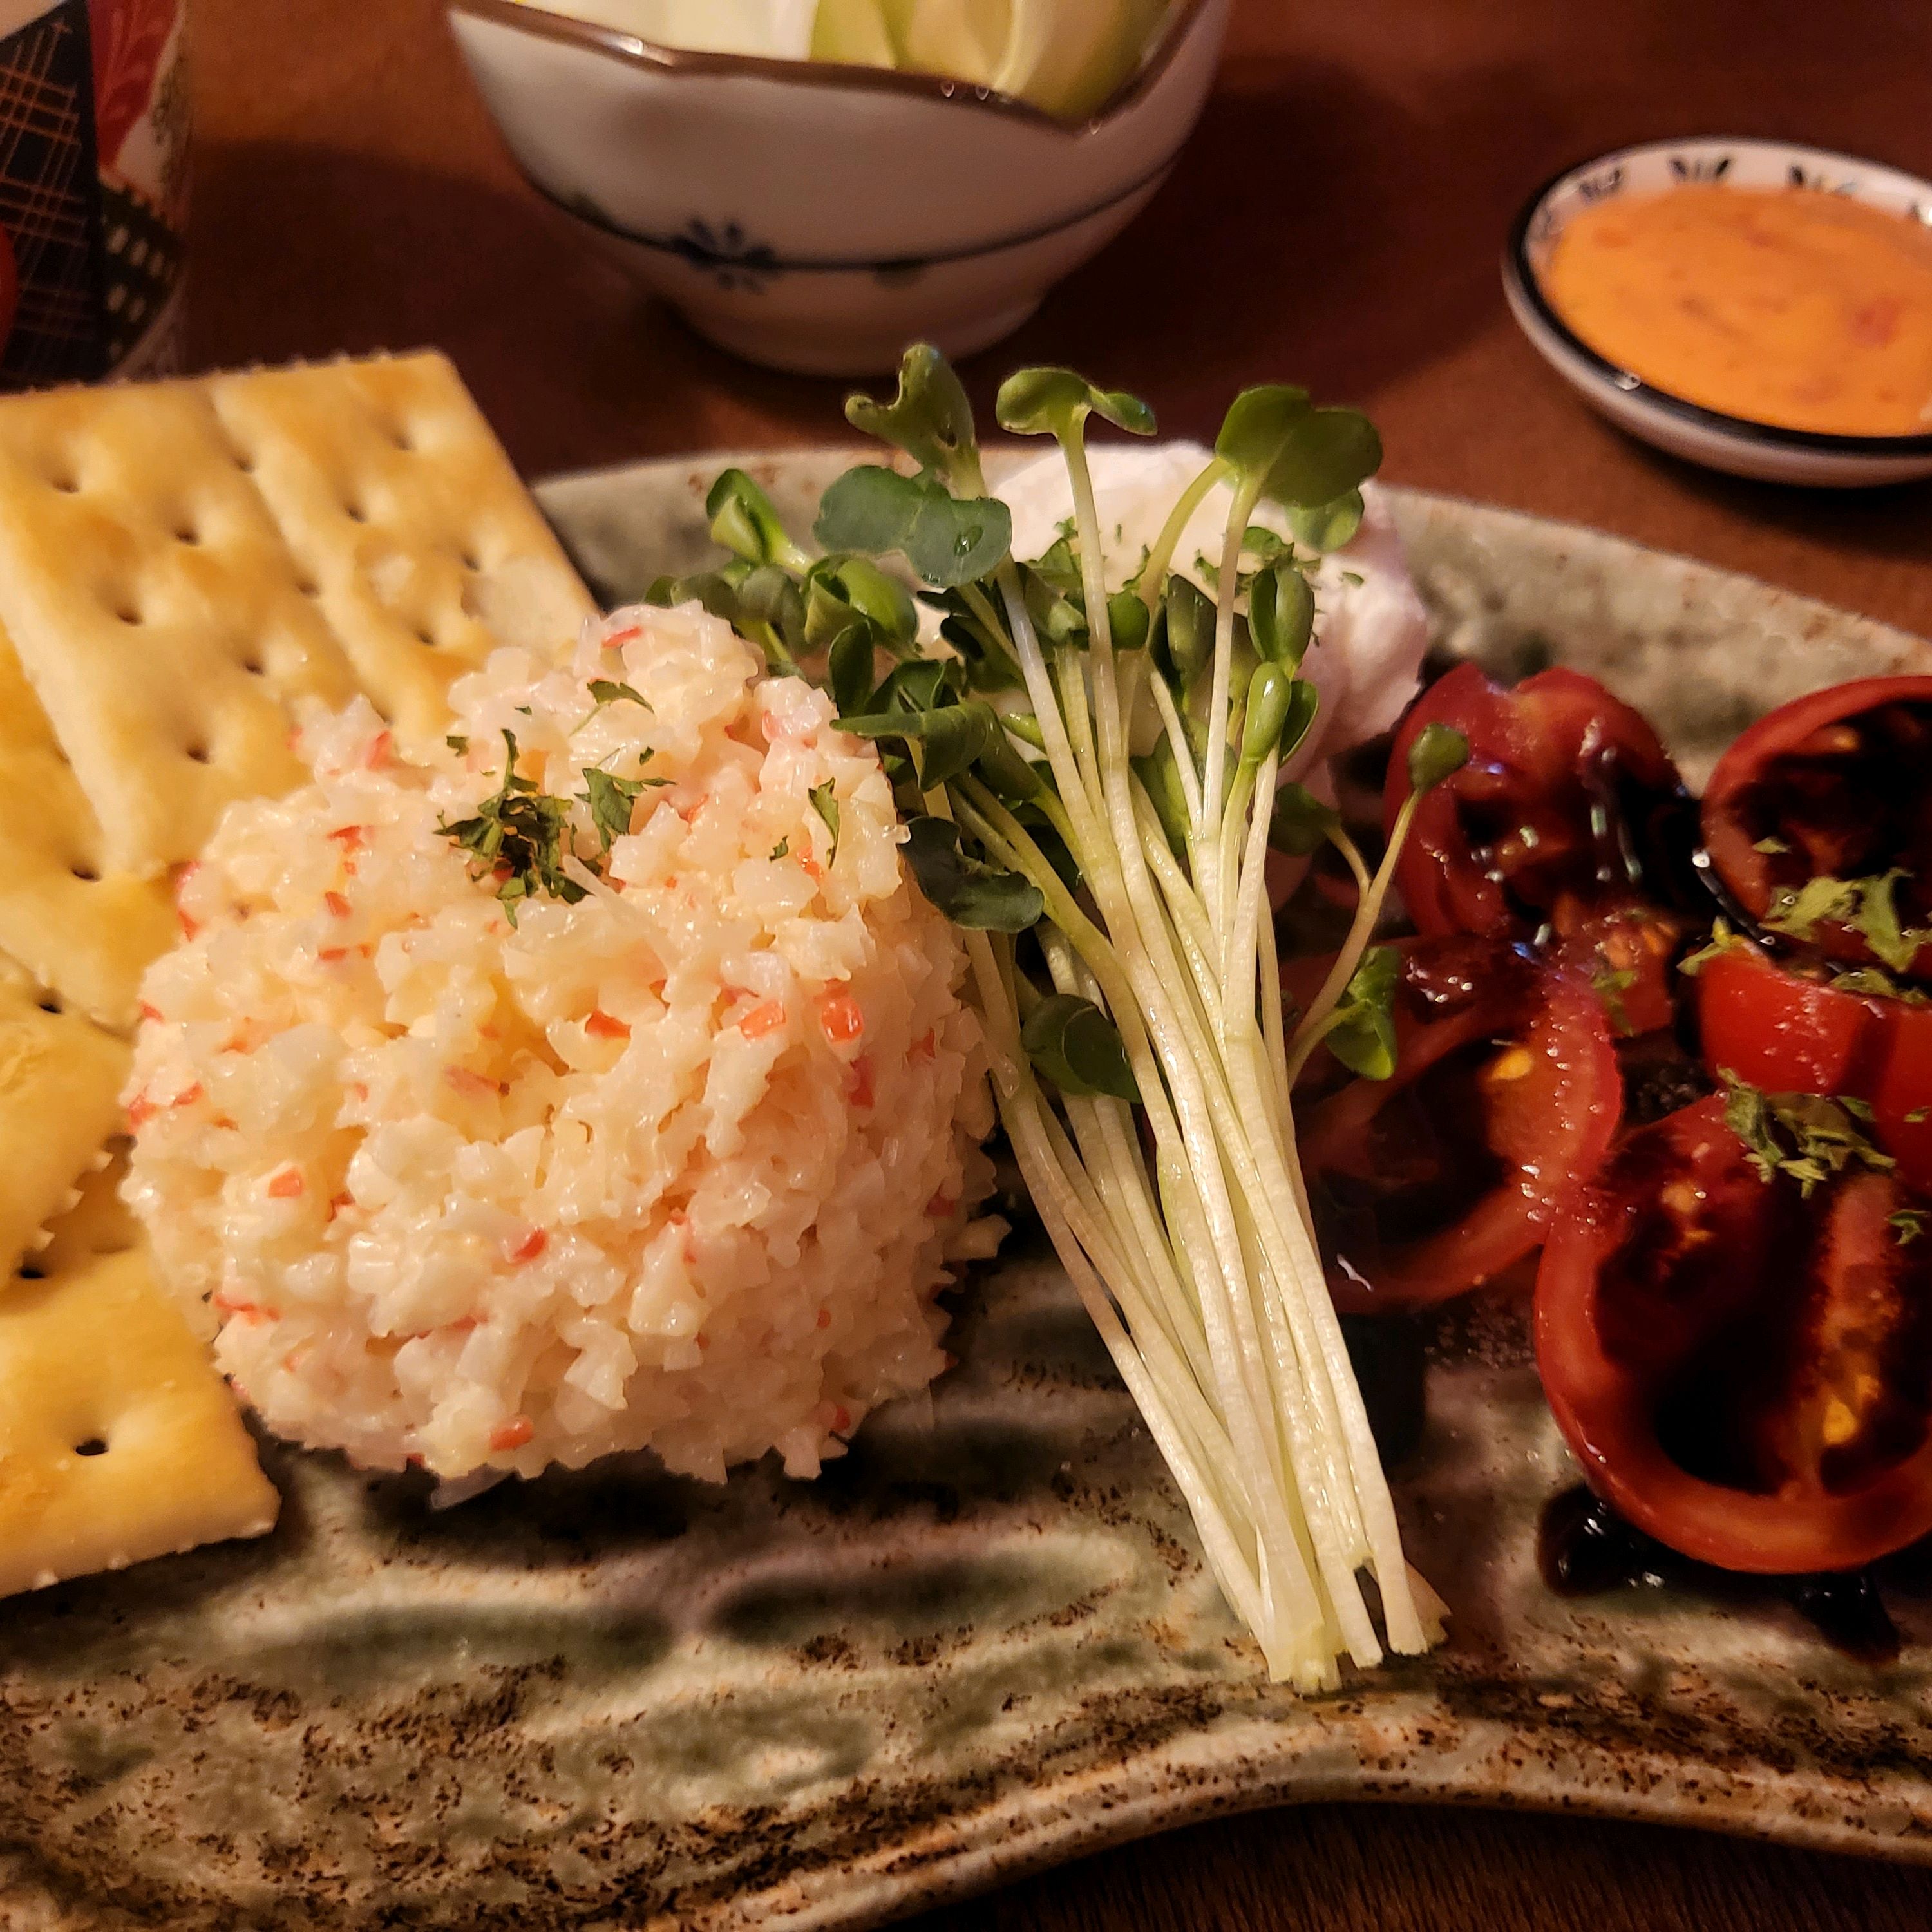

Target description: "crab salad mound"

left=123, top=601, right=1001, bottom=1484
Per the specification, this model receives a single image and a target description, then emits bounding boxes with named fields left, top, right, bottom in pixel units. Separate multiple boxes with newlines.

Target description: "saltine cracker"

left=207, top=353, right=596, bottom=748
left=0, top=963, right=130, bottom=1278
left=0, top=353, right=596, bottom=878
left=0, top=627, right=175, bottom=1029
left=0, top=1199, right=278, bottom=1598
left=0, top=380, right=365, bottom=876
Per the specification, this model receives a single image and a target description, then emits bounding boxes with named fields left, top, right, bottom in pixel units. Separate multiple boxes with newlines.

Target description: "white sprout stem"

left=1256, top=882, right=1292, bottom=1121
left=1287, top=791, right=1420, bottom=1065
left=962, top=927, right=1303, bottom=1674
left=1138, top=455, right=1232, bottom=610
left=1195, top=476, right=1264, bottom=924
left=942, top=436, right=1435, bottom=1681
left=1066, top=448, right=1368, bottom=1654
left=958, top=783, right=1316, bottom=1634
left=1146, top=668, right=1204, bottom=829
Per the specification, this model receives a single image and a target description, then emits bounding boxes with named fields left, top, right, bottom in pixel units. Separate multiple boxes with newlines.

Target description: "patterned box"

left=0, top=0, right=186, bottom=388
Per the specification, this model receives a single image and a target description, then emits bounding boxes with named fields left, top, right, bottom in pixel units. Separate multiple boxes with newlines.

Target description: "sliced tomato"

left=1701, top=676, right=1932, bottom=980
left=1549, top=903, right=1683, bottom=1039
left=1695, top=940, right=1932, bottom=1191
left=1387, top=663, right=1698, bottom=943
left=1387, top=663, right=1700, bottom=1033
left=1537, top=1095, right=1932, bottom=1574
left=1294, top=936, right=1622, bottom=1309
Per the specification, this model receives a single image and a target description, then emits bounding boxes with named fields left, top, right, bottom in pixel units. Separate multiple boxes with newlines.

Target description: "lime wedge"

left=543, top=0, right=817, bottom=59
left=807, top=0, right=1166, bottom=116
left=810, top=0, right=896, bottom=64
left=994, top=0, right=1166, bottom=120
left=884, top=0, right=1010, bottom=87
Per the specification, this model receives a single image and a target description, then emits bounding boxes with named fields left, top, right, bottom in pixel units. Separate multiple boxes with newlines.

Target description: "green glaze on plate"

left=2, top=458, right=1928, bottom=1931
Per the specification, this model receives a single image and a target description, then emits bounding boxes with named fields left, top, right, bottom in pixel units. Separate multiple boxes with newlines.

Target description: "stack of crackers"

left=0, top=353, right=595, bottom=1595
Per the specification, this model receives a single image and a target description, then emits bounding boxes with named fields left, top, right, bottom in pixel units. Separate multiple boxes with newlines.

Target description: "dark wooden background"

left=192, top=1, right=1932, bottom=1924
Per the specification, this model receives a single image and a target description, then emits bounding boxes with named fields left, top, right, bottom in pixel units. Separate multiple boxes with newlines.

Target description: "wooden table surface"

left=191, top=1, right=1932, bottom=1927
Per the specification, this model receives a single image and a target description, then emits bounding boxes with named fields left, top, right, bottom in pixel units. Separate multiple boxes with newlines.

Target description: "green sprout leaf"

left=1325, top=946, right=1401, bottom=1081
left=1158, top=573, right=1215, bottom=697
left=1264, top=410, right=1383, bottom=509
left=1247, top=562, right=1315, bottom=669
left=873, top=658, right=957, bottom=715
left=976, top=730, right=1044, bottom=802
left=1279, top=679, right=1321, bottom=766
left=812, top=465, right=1012, bottom=591
left=1406, top=723, right=1471, bottom=794
left=1133, top=741, right=1193, bottom=862
left=837, top=699, right=1003, bottom=792
left=901, top=817, right=1045, bottom=932
left=1269, top=782, right=1341, bottom=857
left=1240, top=662, right=1295, bottom=769
left=735, top=563, right=807, bottom=647
left=994, top=367, right=1157, bottom=441
left=844, top=343, right=981, bottom=488
left=644, top=567, right=746, bottom=624
left=1217, top=386, right=1383, bottom=509
left=706, top=468, right=806, bottom=569
left=810, top=465, right=921, bottom=562
left=808, top=781, right=841, bottom=867
left=1107, top=587, right=1151, bottom=652
left=1021, top=993, right=1141, bottom=1102
left=803, top=555, right=920, bottom=656
left=1215, top=385, right=1312, bottom=485
left=1020, top=561, right=1088, bottom=649
left=828, top=623, right=878, bottom=719
left=1286, top=489, right=1365, bottom=553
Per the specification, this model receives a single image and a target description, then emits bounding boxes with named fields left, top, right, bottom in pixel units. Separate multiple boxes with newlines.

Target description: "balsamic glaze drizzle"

left=1537, top=1484, right=1904, bottom=1665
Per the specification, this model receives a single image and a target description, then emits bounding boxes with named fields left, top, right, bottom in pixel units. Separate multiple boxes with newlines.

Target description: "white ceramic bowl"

left=1504, top=137, right=1932, bottom=489
left=448, top=0, right=1229, bottom=375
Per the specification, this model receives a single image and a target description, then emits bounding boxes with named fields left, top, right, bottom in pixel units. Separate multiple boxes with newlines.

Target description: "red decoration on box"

left=88, top=0, right=176, bottom=172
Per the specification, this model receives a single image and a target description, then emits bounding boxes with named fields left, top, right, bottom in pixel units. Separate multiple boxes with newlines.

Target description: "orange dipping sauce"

left=1545, top=185, right=1932, bottom=437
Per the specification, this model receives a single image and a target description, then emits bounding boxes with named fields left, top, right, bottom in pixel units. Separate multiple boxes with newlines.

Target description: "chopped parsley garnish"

left=1678, top=918, right=1748, bottom=977
left=446, top=734, right=469, bottom=755
left=1591, top=961, right=1637, bottom=1032
left=1752, top=835, right=1790, bottom=855
left=589, top=678, right=650, bottom=712
left=436, top=730, right=585, bottom=927
left=1720, top=1068, right=1895, bottom=1197
left=809, top=781, right=840, bottom=867
left=1762, top=870, right=1932, bottom=975
left=1892, top=1209, right=1926, bottom=1246
left=1830, top=964, right=1932, bottom=1005
left=579, top=767, right=646, bottom=852
left=770, top=836, right=790, bottom=861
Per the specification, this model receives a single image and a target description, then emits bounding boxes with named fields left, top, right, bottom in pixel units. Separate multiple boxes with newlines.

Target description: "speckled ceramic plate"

left=5, top=460, right=1931, bottom=1932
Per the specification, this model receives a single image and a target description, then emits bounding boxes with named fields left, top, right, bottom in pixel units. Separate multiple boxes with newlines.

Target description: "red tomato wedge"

left=1387, top=663, right=1700, bottom=1032
left=1294, top=937, right=1622, bottom=1310
left=1537, top=1095, right=1932, bottom=1574
left=1701, top=676, right=1932, bottom=981
left=1694, top=940, right=1932, bottom=1191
